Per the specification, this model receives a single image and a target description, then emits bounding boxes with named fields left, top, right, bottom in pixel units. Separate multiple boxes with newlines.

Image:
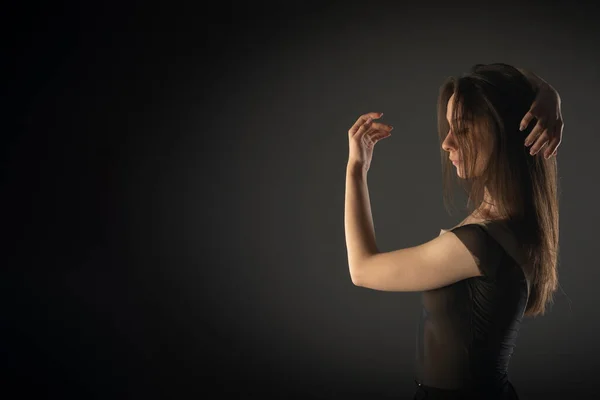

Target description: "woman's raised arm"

left=518, top=68, right=564, bottom=159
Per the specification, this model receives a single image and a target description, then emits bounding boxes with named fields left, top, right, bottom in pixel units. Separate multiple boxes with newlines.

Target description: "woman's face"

left=442, top=94, right=492, bottom=178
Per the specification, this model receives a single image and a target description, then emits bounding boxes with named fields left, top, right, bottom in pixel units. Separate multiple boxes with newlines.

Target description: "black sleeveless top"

left=415, top=223, right=529, bottom=392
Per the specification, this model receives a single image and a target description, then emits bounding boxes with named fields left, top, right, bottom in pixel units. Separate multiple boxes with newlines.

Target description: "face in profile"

left=442, top=94, right=492, bottom=179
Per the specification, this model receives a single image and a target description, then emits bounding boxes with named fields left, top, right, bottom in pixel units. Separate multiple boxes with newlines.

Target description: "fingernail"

left=519, top=125, right=524, bottom=131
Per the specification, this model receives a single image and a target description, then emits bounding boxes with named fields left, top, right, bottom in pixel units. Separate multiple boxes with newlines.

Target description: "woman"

left=344, top=63, right=563, bottom=399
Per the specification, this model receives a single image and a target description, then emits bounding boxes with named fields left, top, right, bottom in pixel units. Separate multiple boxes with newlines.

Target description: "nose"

left=442, top=129, right=456, bottom=153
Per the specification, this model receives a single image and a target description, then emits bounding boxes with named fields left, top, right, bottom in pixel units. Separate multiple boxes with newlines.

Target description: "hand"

left=520, top=83, right=564, bottom=159
left=347, top=112, right=393, bottom=172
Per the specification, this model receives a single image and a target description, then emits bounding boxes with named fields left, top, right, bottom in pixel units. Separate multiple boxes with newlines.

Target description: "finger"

left=356, top=119, right=393, bottom=139
left=529, top=130, right=549, bottom=155
left=371, top=121, right=394, bottom=132
left=524, top=120, right=545, bottom=147
left=543, top=128, right=563, bottom=158
left=543, top=136, right=560, bottom=159
left=520, top=110, right=536, bottom=131
left=353, top=117, right=377, bottom=139
left=362, top=130, right=392, bottom=148
left=371, top=129, right=392, bottom=141
left=348, top=112, right=384, bottom=136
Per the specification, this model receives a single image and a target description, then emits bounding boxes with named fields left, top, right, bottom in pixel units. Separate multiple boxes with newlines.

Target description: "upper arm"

left=352, top=224, right=499, bottom=292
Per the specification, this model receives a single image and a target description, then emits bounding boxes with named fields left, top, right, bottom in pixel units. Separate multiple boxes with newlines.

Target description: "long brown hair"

left=437, top=63, right=560, bottom=317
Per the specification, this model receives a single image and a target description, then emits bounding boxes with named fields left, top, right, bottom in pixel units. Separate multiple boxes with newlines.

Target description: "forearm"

left=344, top=162, right=379, bottom=280
left=518, top=67, right=550, bottom=90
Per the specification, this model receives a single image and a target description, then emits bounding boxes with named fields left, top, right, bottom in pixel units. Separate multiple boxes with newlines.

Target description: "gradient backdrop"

left=3, top=1, right=598, bottom=399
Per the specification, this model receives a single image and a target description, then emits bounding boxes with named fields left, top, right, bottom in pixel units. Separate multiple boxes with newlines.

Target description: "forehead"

left=446, top=94, right=457, bottom=120
left=446, top=93, right=470, bottom=123
left=446, top=94, right=485, bottom=138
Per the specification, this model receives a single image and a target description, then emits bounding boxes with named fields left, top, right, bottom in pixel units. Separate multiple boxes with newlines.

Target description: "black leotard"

left=415, top=222, right=529, bottom=398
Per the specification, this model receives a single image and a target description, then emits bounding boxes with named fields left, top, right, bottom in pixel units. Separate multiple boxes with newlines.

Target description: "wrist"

left=347, top=160, right=367, bottom=177
left=518, top=67, right=547, bottom=90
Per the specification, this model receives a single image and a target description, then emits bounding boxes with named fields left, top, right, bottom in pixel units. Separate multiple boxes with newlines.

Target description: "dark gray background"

left=3, top=0, right=597, bottom=399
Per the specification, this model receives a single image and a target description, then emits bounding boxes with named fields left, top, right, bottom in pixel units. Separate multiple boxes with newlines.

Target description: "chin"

left=455, top=166, right=464, bottom=179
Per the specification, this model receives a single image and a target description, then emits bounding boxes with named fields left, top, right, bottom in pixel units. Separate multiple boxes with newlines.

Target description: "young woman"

left=344, top=63, right=563, bottom=399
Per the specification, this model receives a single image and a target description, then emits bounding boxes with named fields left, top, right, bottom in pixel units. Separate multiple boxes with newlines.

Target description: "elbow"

left=349, top=255, right=373, bottom=287
left=349, top=266, right=363, bottom=287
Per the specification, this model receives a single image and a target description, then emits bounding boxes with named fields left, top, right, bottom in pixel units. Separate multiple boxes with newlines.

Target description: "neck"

left=475, top=188, right=499, bottom=220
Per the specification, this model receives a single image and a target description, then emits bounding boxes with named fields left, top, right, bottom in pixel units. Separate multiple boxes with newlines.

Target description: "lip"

left=451, top=159, right=461, bottom=163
